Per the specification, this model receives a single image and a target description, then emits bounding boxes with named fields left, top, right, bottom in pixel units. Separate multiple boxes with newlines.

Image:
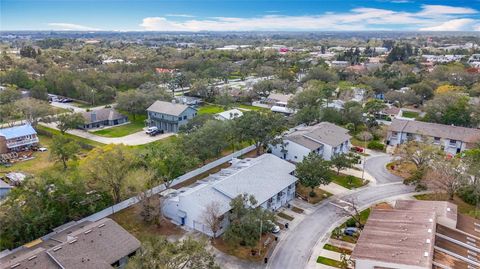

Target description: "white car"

left=38, top=147, right=48, bottom=152
left=267, top=220, right=280, bottom=234
left=145, top=126, right=159, bottom=135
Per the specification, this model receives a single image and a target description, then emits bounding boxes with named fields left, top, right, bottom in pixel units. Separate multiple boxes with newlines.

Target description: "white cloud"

left=420, top=19, right=477, bottom=31
left=140, top=5, right=479, bottom=32
left=165, top=14, right=195, bottom=18
left=48, top=23, right=100, bottom=31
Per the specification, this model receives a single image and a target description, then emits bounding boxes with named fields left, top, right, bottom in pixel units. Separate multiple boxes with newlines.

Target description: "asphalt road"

left=266, top=183, right=414, bottom=269
left=365, top=155, right=403, bottom=184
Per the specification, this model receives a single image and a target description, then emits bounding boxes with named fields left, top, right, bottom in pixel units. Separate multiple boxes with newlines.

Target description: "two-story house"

left=386, top=119, right=480, bottom=155
left=270, top=122, right=351, bottom=162
left=146, top=100, right=197, bottom=133
left=0, top=124, right=39, bottom=154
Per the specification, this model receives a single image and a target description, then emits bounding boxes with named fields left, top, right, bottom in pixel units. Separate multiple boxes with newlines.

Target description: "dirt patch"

left=387, top=161, right=416, bottom=179
left=296, top=184, right=332, bottom=204
left=374, top=202, right=393, bottom=210
left=212, top=233, right=276, bottom=262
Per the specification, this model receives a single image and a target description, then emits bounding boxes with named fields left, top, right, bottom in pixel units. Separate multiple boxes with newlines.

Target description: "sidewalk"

left=320, top=182, right=349, bottom=196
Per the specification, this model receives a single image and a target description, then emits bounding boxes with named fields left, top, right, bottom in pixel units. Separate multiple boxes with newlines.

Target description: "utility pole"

left=259, top=219, right=263, bottom=256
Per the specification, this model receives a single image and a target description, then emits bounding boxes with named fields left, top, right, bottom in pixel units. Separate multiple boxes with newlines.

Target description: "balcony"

left=6, top=137, right=39, bottom=148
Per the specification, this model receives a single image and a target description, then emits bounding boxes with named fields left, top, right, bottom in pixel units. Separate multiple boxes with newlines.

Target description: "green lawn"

left=323, top=244, right=352, bottom=255
left=234, top=104, right=266, bottom=111
left=332, top=173, right=367, bottom=189
left=401, top=110, right=419, bottom=118
left=92, top=114, right=146, bottom=138
left=350, top=137, right=367, bottom=148
left=198, top=104, right=226, bottom=115
left=316, top=256, right=342, bottom=267
left=331, top=208, right=371, bottom=243
left=278, top=212, right=294, bottom=221
left=37, top=125, right=105, bottom=148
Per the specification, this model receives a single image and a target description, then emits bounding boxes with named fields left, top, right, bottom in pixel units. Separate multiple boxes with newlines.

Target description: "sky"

left=1, top=0, right=480, bottom=32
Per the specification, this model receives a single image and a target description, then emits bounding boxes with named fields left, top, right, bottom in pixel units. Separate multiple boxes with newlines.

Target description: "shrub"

left=346, top=218, right=357, bottom=227
left=457, top=185, right=479, bottom=206
left=356, top=131, right=373, bottom=141
left=367, top=140, right=384, bottom=151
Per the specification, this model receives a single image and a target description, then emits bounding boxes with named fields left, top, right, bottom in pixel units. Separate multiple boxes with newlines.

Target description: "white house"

left=270, top=122, right=351, bottom=162
left=162, top=154, right=297, bottom=237
left=386, top=119, right=480, bottom=155
left=214, top=108, right=243, bottom=121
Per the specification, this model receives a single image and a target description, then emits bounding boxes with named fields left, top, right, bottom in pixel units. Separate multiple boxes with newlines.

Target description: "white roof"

left=173, top=154, right=297, bottom=214
left=215, top=109, right=243, bottom=120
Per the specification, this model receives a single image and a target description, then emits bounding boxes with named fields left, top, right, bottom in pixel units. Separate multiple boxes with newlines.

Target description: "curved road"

left=267, top=153, right=413, bottom=269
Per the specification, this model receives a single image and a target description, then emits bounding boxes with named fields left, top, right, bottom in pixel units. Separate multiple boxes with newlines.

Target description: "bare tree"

left=395, top=141, right=442, bottom=171
left=335, top=198, right=365, bottom=229
left=201, top=201, right=223, bottom=238
left=424, top=160, right=464, bottom=200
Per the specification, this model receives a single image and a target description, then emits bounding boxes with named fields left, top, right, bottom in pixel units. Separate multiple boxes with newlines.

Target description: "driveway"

left=364, top=155, right=403, bottom=184
left=39, top=122, right=174, bottom=146
left=266, top=183, right=415, bottom=269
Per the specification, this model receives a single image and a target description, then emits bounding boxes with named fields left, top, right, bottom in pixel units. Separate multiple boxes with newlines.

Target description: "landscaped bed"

left=386, top=161, right=416, bottom=179
left=331, top=208, right=371, bottom=244
left=323, top=244, right=352, bottom=255
left=296, top=183, right=332, bottom=204
left=212, top=233, right=276, bottom=262
left=316, top=256, right=342, bottom=267
left=277, top=212, right=294, bottom=221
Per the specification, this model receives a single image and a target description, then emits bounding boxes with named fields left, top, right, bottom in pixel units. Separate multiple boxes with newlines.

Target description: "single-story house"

left=214, top=109, right=243, bottom=121
left=147, top=100, right=197, bottom=133
left=0, top=124, right=39, bottom=154
left=79, top=108, right=128, bottom=129
left=162, top=154, right=297, bottom=237
left=261, top=93, right=295, bottom=114
left=0, top=218, right=140, bottom=269
left=386, top=119, right=480, bottom=155
left=270, top=122, right=351, bottom=162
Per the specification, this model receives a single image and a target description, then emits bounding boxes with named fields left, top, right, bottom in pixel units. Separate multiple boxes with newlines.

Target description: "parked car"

left=146, top=126, right=159, bottom=135
left=267, top=220, right=280, bottom=234
left=146, top=127, right=164, bottom=136
left=38, top=147, right=48, bottom=152
left=344, top=227, right=358, bottom=236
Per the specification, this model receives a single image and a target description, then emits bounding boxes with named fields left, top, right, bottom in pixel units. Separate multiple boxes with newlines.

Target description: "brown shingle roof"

left=0, top=218, right=140, bottom=269
left=388, top=119, right=480, bottom=144
left=394, top=200, right=458, bottom=224
left=82, top=108, right=127, bottom=124
left=351, top=209, right=436, bottom=268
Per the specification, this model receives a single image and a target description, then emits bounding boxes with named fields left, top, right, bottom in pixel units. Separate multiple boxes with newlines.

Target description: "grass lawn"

left=37, top=125, right=105, bottom=148
left=198, top=104, right=225, bottom=115
left=291, top=206, right=304, bottom=214
left=92, top=114, right=146, bottom=138
left=316, top=256, right=342, bottom=267
left=386, top=161, right=416, bottom=179
left=296, top=183, right=332, bottom=204
left=234, top=104, right=267, bottom=111
left=323, top=244, right=352, bottom=255
left=401, top=111, right=419, bottom=118
left=414, top=193, right=479, bottom=219
left=350, top=137, right=367, bottom=148
left=331, top=208, right=371, bottom=244
left=331, top=173, right=367, bottom=189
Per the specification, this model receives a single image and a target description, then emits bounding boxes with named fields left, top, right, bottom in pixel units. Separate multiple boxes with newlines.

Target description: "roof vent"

left=28, top=255, right=37, bottom=261
left=428, top=229, right=432, bottom=233
left=426, top=239, right=431, bottom=244
left=98, top=223, right=105, bottom=228
left=424, top=252, right=429, bottom=257
left=53, top=246, right=62, bottom=252
left=10, top=263, right=20, bottom=268
left=447, top=207, right=451, bottom=212
left=68, top=239, right=77, bottom=244
left=84, top=229, right=92, bottom=234
left=429, top=218, right=433, bottom=222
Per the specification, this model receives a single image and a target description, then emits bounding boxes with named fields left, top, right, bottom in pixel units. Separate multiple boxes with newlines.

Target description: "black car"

left=149, top=129, right=164, bottom=136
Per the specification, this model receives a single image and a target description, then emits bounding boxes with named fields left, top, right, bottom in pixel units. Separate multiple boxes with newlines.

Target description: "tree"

left=223, top=194, right=275, bottom=248
left=126, top=236, right=219, bottom=269
left=331, top=153, right=359, bottom=175
left=30, top=84, right=49, bottom=100
left=50, top=135, right=80, bottom=170
left=335, top=198, right=366, bottom=229
left=115, top=90, right=149, bottom=120
left=295, top=152, right=332, bottom=197
left=182, top=120, right=229, bottom=164
left=395, top=141, right=442, bottom=171
left=424, top=92, right=476, bottom=127
left=201, top=201, right=223, bottom=238
left=424, top=159, right=464, bottom=200
left=411, top=81, right=435, bottom=103
left=145, top=142, right=198, bottom=188
left=15, top=98, right=54, bottom=126
left=236, top=111, right=285, bottom=155
left=57, top=113, right=85, bottom=134
left=384, top=90, right=420, bottom=108
left=81, top=144, right=139, bottom=203
left=363, top=99, right=387, bottom=115
left=0, top=87, right=22, bottom=105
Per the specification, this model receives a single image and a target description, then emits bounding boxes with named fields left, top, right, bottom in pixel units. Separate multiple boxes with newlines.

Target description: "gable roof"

left=82, top=108, right=127, bottom=124
left=285, top=122, right=351, bottom=148
left=215, top=109, right=243, bottom=120
left=0, top=218, right=140, bottom=269
left=0, top=124, right=37, bottom=140
left=266, top=93, right=293, bottom=104
left=389, top=119, right=480, bottom=144
left=147, top=100, right=195, bottom=116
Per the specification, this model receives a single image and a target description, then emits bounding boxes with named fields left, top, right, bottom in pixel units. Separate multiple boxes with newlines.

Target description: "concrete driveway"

left=266, top=183, right=415, bottom=269
left=39, top=122, right=173, bottom=146
left=364, top=155, right=403, bottom=184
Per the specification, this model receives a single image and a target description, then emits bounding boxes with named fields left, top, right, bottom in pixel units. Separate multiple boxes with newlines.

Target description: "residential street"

left=364, top=155, right=403, bottom=184
left=266, top=183, right=415, bottom=269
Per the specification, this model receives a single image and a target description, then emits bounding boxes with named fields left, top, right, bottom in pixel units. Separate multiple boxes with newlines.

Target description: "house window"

left=450, top=139, right=457, bottom=146
left=183, top=115, right=187, bottom=120
left=434, top=137, right=440, bottom=144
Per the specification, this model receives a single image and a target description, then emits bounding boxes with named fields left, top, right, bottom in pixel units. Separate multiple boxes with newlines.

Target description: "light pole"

left=258, top=219, right=263, bottom=256
left=91, top=89, right=95, bottom=106
left=361, top=134, right=367, bottom=181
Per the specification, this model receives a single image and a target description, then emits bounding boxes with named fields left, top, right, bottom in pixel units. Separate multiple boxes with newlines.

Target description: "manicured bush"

left=367, top=140, right=384, bottom=151
left=457, top=185, right=479, bottom=206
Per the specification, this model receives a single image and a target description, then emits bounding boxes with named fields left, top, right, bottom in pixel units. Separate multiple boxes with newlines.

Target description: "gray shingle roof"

left=147, top=100, right=195, bottom=116
left=0, top=218, right=140, bottom=269
left=285, top=122, right=351, bottom=147
left=82, top=108, right=127, bottom=124
left=389, top=119, right=480, bottom=144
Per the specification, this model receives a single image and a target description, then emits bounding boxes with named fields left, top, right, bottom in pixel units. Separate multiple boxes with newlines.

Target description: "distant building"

left=0, top=179, right=13, bottom=199
left=351, top=200, right=480, bottom=269
left=214, top=109, right=243, bottom=121
left=262, top=93, right=295, bottom=114
left=0, top=124, right=39, bottom=154
left=162, top=154, right=297, bottom=237
left=79, top=108, right=128, bottom=129
left=0, top=218, right=140, bottom=269
left=147, top=100, right=197, bottom=133
left=270, top=122, right=351, bottom=162
left=386, top=119, right=480, bottom=155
